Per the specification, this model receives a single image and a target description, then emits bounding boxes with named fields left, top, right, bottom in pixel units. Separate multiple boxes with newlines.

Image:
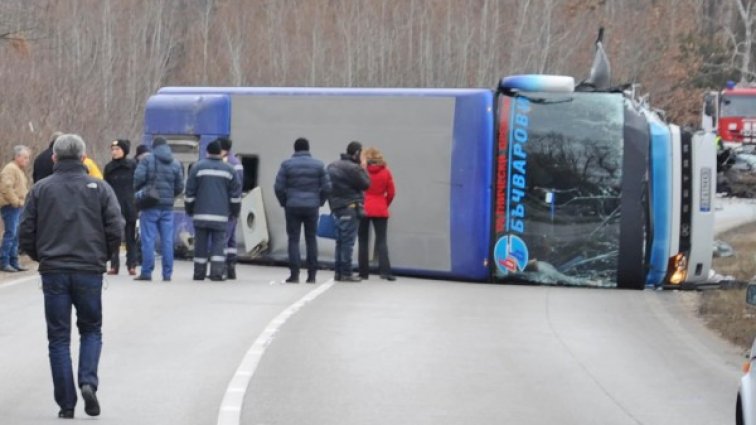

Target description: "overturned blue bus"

left=142, top=79, right=715, bottom=289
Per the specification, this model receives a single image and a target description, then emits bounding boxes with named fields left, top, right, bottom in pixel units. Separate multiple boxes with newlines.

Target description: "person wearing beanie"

left=185, top=138, right=241, bottom=281
left=218, top=137, right=244, bottom=279
left=133, top=135, right=184, bottom=281
left=325, top=141, right=370, bottom=282
left=274, top=137, right=331, bottom=283
left=104, top=139, right=138, bottom=276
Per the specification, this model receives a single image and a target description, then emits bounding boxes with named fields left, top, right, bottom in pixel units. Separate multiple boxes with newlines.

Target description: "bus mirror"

left=747, top=283, right=756, bottom=307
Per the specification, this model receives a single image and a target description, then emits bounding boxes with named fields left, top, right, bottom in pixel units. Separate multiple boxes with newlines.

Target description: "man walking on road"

left=327, top=141, right=370, bottom=282
left=274, top=137, right=331, bottom=283
left=19, top=134, right=123, bottom=419
left=185, top=139, right=241, bottom=281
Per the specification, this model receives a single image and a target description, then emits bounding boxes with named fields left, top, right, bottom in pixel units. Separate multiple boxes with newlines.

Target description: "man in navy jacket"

left=185, top=139, right=242, bottom=281
left=274, top=138, right=331, bottom=283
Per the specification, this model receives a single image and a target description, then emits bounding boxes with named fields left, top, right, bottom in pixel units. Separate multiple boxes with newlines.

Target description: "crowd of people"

left=275, top=138, right=397, bottom=283
left=3, top=131, right=396, bottom=419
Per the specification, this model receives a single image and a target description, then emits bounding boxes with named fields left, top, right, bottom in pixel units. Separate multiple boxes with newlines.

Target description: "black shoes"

left=81, top=384, right=100, bottom=416
left=133, top=275, right=151, bottom=281
left=306, top=277, right=317, bottom=283
left=380, top=275, right=397, bottom=281
left=340, top=275, right=361, bottom=282
left=226, top=266, right=236, bottom=280
left=58, top=409, right=74, bottom=418
left=209, top=275, right=225, bottom=281
left=285, top=276, right=299, bottom=283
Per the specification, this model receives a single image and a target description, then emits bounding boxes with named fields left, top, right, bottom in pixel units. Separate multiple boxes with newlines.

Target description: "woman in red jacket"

left=358, top=147, right=396, bottom=281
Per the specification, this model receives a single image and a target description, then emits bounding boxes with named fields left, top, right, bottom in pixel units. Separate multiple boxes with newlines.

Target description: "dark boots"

left=226, top=261, right=236, bottom=280
left=209, top=261, right=225, bottom=281
left=193, top=264, right=207, bottom=281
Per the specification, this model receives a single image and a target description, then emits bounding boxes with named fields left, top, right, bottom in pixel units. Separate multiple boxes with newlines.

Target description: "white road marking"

left=217, top=279, right=335, bottom=425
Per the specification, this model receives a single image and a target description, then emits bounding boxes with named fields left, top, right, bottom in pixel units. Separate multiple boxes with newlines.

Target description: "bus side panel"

left=226, top=91, right=491, bottom=280
left=686, top=132, right=716, bottom=282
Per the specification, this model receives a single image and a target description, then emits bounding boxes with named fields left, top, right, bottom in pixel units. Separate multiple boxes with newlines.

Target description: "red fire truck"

left=703, top=83, right=756, bottom=149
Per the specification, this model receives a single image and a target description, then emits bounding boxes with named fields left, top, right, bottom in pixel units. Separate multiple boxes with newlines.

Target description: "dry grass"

left=712, top=222, right=756, bottom=281
left=699, top=288, right=756, bottom=350
left=700, top=221, right=756, bottom=351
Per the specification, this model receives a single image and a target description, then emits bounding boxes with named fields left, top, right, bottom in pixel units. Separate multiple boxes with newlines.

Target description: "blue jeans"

left=0, top=205, right=21, bottom=268
left=139, top=208, right=174, bottom=279
left=333, top=207, right=359, bottom=277
left=42, top=273, right=103, bottom=411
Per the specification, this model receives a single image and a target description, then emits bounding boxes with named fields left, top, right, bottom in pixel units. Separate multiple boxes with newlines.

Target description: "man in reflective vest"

left=185, top=139, right=242, bottom=281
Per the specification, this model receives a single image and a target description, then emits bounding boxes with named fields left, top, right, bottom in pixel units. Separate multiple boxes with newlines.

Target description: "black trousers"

left=285, top=206, right=319, bottom=279
left=110, top=220, right=138, bottom=271
left=358, top=217, right=392, bottom=277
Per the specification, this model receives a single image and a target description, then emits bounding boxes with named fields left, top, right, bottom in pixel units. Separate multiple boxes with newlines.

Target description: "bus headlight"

left=665, top=253, right=688, bottom=285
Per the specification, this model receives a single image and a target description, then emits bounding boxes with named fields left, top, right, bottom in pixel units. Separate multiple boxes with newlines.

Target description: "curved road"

left=0, top=260, right=744, bottom=425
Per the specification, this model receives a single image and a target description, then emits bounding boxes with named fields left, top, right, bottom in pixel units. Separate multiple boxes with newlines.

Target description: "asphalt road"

left=0, top=260, right=745, bottom=425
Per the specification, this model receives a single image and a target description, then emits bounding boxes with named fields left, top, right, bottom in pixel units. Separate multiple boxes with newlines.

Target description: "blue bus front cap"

left=144, top=94, right=231, bottom=137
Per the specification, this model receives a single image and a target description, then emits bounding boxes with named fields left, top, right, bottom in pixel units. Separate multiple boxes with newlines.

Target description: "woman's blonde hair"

left=363, top=147, right=385, bottom=165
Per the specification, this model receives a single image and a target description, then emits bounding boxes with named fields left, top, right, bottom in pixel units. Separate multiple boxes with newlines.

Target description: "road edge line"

left=216, top=279, right=336, bottom=425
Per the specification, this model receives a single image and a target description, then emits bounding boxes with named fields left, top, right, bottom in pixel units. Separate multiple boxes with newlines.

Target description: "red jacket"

left=364, top=164, right=395, bottom=218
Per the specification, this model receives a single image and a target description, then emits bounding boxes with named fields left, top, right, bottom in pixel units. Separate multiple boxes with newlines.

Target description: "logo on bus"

left=494, top=235, right=529, bottom=274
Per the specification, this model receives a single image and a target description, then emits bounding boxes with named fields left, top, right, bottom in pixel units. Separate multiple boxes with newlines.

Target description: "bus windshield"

left=494, top=92, right=624, bottom=286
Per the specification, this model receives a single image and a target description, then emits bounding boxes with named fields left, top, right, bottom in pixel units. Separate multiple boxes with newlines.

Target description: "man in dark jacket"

left=133, top=137, right=184, bottom=281
left=19, top=134, right=123, bottom=419
left=327, top=141, right=370, bottom=282
left=104, top=139, right=138, bottom=275
left=274, top=137, right=331, bottom=283
left=32, top=131, right=62, bottom=182
left=185, top=139, right=241, bottom=281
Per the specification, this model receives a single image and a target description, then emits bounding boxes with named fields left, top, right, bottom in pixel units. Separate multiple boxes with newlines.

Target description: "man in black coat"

left=32, top=131, right=62, bottom=182
left=327, top=141, right=370, bottom=282
left=104, top=139, right=138, bottom=275
left=20, top=134, right=123, bottom=419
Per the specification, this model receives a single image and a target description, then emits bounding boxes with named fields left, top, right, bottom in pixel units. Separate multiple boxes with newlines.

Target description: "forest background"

left=0, top=0, right=752, bottom=163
